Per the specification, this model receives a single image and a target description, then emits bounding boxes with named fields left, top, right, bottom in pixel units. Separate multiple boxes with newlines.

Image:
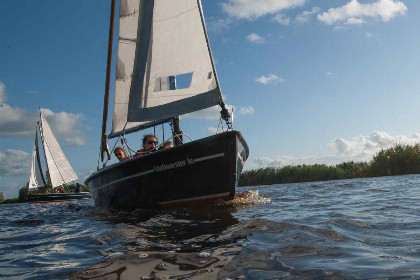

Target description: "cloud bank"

left=0, top=149, right=30, bottom=176
left=245, top=131, right=420, bottom=170
left=295, top=7, right=321, bottom=23
left=0, top=83, right=86, bottom=146
left=221, top=0, right=306, bottom=20
left=317, top=0, right=407, bottom=25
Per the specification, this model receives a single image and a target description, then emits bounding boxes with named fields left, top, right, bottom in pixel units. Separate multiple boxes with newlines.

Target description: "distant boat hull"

left=28, top=192, right=91, bottom=203
left=85, top=131, right=249, bottom=210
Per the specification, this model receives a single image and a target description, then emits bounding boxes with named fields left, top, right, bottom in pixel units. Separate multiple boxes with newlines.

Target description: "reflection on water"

left=0, top=175, right=419, bottom=279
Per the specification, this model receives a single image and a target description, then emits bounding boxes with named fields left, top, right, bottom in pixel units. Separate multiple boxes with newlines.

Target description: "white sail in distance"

left=28, top=125, right=47, bottom=190
left=112, top=0, right=221, bottom=134
left=39, top=110, right=78, bottom=188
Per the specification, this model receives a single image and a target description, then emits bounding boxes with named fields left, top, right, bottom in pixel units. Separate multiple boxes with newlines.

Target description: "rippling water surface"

left=1, top=175, right=419, bottom=279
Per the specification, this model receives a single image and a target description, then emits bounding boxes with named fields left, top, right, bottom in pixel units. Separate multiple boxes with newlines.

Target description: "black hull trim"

left=86, top=131, right=249, bottom=210
left=28, top=193, right=91, bottom=203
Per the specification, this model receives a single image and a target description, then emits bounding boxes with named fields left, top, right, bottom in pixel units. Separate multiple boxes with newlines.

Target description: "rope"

left=104, top=122, right=127, bottom=166
left=216, top=116, right=222, bottom=134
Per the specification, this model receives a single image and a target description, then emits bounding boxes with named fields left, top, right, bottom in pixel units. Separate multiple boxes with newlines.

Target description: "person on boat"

left=114, top=147, right=131, bottom=161
left=159, top=140, right=173, bottom=150
left=75, top=183, right=81, bottom=193
left=134, top=135, right=158, bottom=157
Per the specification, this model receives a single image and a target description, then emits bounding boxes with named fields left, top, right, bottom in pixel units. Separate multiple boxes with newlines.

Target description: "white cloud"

left=255, top=74, right=285, bottom=85
left=246, top=33, right=265, bottom=44
left=318, top=0, right=407, bottom=25
left=325, top=72, right=333, bottom=76
left=329, top=131, right=420, bottom=160
left=0, top=105, right=86, bottom=146
left=245, top=154, right=350, bottom=170
left=0, top=149, right=30, bottom=176
left=272, top=13, right=290, bottom=25
left=0, top=84, right=86, bottom=146
left=238, top=106, right=255, bottom=115
left=206, top=18, right=233, bottom=33
left=41, top=109, right=86, bottom=146
left=345, top=17, right=364, bottom=25
left=244, top=131, right=420, bottom=170
left=295, top=7, right=320, bottom=23
left=183, top=104, right=236, bottom=120
left=221, top=0, right=306, bottom=20
left=365, top=32, right=373, bottom=38
left=0, top=82, right=6, bottom=103
left=208, top=126, right=218, bottom=134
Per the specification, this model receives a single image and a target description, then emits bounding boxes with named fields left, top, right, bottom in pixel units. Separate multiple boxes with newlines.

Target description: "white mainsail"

left=39, top=110, right=78, bottom=188
left=28, top=125, right=47, bottom=190
left=112, top=0, right=221, bottom=135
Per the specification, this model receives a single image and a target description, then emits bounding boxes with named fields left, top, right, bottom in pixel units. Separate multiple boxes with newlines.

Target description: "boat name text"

left=153, top=158, right=194, bottom=172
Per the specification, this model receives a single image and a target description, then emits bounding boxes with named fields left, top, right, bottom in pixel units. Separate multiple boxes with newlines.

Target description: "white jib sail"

left=28, top=126, right=46, bottom=190
left=40, top=110, right=78, bottom=188
left=112, top=0, right=221, bottom=130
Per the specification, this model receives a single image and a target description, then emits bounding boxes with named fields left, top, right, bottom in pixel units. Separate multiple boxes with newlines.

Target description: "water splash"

left=225, top=190, right=271, bottom=206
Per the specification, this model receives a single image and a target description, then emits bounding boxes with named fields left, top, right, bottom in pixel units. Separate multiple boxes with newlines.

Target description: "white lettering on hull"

left=95, top=152, right=225, bottom=191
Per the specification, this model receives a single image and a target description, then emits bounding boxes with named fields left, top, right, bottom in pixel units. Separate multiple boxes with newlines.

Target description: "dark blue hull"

left=85, top=131, right=249, bottom=209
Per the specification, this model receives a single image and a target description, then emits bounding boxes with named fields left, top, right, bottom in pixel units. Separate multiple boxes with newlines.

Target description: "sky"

left=1, top=0, right=420, bottom=198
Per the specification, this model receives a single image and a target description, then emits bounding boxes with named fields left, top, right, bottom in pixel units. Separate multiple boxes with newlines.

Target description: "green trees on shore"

left=239, top=143, right=420, bottom=187
left=0, top=183, right=89, bottom=204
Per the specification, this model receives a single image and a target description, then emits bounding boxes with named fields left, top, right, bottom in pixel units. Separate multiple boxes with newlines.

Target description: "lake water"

left=0, top=175, right=419, bottom=279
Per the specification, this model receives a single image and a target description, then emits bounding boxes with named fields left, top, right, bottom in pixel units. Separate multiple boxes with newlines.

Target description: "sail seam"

left=153, top=7, right=198, bottom=24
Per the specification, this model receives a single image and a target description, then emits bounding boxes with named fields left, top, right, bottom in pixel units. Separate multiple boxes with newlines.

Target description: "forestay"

left=112, top=0, right=221, bottom=135
left=40, top=111, right=78, bottom=188
left=28, top=126, right=47, bottom=190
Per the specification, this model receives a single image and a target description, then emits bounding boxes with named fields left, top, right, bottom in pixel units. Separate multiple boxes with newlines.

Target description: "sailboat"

left=85, top=0, right=249, bottom=209
left=28, top=109, right=90, bottom=203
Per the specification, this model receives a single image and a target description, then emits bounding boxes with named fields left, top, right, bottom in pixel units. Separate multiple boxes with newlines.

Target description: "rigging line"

left=106, top=122, right=127, bottom=165
left=123, top=137, right=137, bottom=153
left=120, top=126, right=134, bottom=156
left=169, top=122, right=183, bottom=144
left=216, top=116, right=222, bottom=134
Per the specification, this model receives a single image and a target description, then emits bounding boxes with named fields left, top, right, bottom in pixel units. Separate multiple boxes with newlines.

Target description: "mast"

left=169, top=76, right=183, bottom=146
left=101, top=0, right=116, bottom=162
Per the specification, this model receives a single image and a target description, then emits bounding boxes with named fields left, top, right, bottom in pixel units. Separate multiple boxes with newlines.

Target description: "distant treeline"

left=239, top=144, right=420, bottom=187
left=0, top=183, right=89, bottom=204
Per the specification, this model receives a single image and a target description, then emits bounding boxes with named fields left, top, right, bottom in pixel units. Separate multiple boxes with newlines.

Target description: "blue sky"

left=1, top=0, right=419, bottom=198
